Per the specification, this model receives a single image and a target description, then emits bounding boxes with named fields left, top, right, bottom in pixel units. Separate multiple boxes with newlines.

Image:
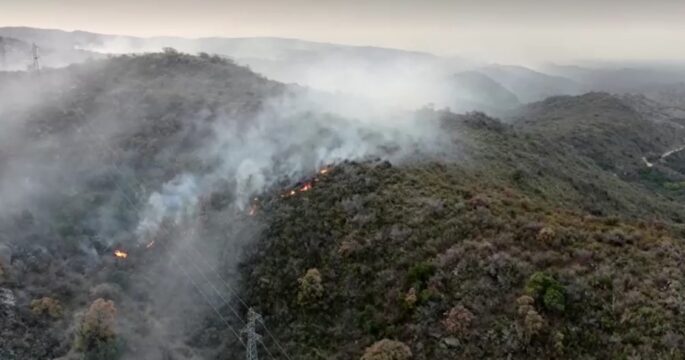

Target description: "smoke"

left=71, top=35, right=481, bottom=111
left=134, top=83, right=451, bottom=237
left=0, top=50, right=456, bottom=359
left=135, top=174, right=199, bottom=239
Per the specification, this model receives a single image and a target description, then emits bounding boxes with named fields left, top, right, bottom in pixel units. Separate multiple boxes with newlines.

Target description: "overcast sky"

left=1, top=0, right=684, bottom=63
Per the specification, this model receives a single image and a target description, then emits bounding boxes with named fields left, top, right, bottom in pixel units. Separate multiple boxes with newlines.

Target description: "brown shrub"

left=516, top=295, right=535, bottom=316
left=403, top=287, right=417, bottom=309
left=442, top=305, right=475, bottom=336
left=537, top=227, right=556, bottom=243
left=524, top=309, right=545, bottom=336
left=467, top=195, right=490, bottom=209
left=30, top=297, right=64, bottom=318
left=75, top=298, right=117, bottom=352
left=338, top=239, right=361, bottom=257
left=361, top=339, right=412, bottom=360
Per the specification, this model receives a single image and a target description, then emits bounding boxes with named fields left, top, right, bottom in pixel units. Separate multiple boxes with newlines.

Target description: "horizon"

left=1, top=0, right=684, bottom=64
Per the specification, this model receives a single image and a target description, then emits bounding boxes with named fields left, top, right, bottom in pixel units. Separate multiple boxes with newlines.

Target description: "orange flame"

left=299, top=182, right=313, bottom=192
left=145, top=241, right=155, bottom=249
left=319, top=167, right=330, bottom=175
left=248, top=205, right=258, bottom=216
left=114, top=249, right=128, bottom=259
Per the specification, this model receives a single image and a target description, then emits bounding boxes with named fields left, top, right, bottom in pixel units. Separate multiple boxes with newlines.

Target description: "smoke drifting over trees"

left=1, top=25, right=684, bottom=360
left=0, top=50, right=452, bottom=359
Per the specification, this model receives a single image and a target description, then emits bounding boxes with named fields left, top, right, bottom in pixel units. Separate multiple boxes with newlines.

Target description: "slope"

left=240, top=110, right=685, bottom=359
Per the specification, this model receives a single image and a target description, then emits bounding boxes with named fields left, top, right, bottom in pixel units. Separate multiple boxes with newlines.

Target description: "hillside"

left=512, top=93, right=685, bottom=205
left=242, top=157, right=685, bottom=359
left=240, top=95, right=685, bottom=359
left=1, top=53, right=685, bottom=360
left=512, top=93, right=683, bottom=172
left=0, top=51, right=286, bottom=360
left=478, top=65, right=581, bottom=103
left=448, top=71, right=520, bottom=114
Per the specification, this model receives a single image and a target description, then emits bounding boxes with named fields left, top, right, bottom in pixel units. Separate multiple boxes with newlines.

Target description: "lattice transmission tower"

left=0, top=38, right=6, bottom=70
left=242, top=308, right=263, bottom=360
left=31, top=43, right=40, bottom=73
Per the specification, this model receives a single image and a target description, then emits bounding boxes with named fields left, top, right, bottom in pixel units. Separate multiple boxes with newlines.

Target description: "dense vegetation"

left=1, top=52, right=685, bottom=359
left=241, top=108, right=685, bottom=359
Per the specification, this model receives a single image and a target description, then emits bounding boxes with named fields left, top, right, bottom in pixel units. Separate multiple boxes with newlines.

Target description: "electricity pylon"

left=0, top=38, right=6, bottom=70
left=31, top=43, right=40, bottom=73
left=242, top=308, right=262, bottom=360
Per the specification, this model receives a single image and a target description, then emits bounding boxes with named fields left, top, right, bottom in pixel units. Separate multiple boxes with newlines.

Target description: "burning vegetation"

left=280, top=166, right=332, bottom=199
left=248, top=166, right=334, bottom=216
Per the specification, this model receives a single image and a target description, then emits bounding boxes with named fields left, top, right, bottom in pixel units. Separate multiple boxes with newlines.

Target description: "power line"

left=180, top=229, right=281, bottom=359
left=243, top=308, right=262, bottom=360
left=80, top=120, right=290, bottom=359
left=187, top=245, right=293, bottom=360
left=78, top=121, right=247, bottom=349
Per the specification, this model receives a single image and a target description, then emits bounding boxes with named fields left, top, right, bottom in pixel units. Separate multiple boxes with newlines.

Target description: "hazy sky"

left=1, top=0, right=684, bottom=62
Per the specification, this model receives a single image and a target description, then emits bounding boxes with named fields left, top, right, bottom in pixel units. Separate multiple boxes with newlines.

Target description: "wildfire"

left=145, top=240, right=155, bottom=249
left=279, top=166, right=333, bottom=198
left=113, top=249, right=128, bottom=259
left=281, top=189, right=297, bottom=198
left=248, top=204, right=258, bottom=216
left=299, top=182, right=313, bottom=192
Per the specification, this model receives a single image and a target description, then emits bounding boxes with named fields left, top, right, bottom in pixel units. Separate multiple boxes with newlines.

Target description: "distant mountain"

left=0, top=27, right=437, bottom=61
left=448, top=70, right=520, bottom=114
left=542, top=63, right=685, bottom=107
left=479, top=64, right=582, bottom=103
left=641, top=82, right=685, bottom=109
left=543, top=62, right=685, bottom=90
left=0, top=27, right=474, bottom=109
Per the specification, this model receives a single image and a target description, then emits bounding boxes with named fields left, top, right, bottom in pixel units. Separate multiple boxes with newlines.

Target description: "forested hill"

left=1, top=52, right=685, bottom=360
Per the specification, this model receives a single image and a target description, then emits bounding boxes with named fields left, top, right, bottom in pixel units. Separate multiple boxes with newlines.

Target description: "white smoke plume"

left=134, top=85, right=451, bottom=237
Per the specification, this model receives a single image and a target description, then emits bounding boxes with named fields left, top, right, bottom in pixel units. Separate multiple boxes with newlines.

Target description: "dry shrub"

left=537, top=227, right=556, bottom=243
left=524, top=309, right=545, bottom=336
left=403, top=287, right=417, bottom=309
left=338, top=239, right=361, bottom=257
left=516, top=295, right=535, bottom=316
left=467, top=195, right=490, bottom=209
left=517, top=295, right=545, bottom=338
left=75, top=298, right=117, bottom=352
left=442, top=305, right=475, bottom=336
left=30, top=296, right=63, bottom=318
left=361, top=339, right=412, bottom=360
left=297, top=268, right=324, bottom=305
